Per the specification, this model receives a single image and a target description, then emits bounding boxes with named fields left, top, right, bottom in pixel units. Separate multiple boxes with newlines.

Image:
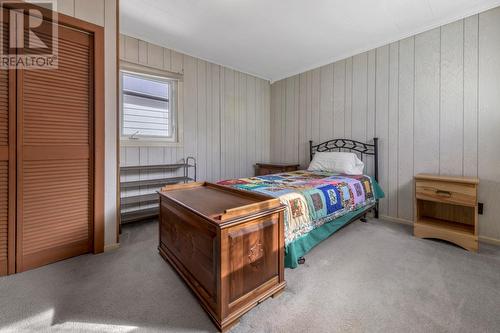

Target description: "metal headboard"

left=309, top=138, right=379, bottom=182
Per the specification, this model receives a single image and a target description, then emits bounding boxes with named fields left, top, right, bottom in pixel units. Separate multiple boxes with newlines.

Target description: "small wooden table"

left=255, top=163, right=300, bottom=176
left=414, top=174, right=479, bottom=251
left=158, top=182, right=286, bottom=332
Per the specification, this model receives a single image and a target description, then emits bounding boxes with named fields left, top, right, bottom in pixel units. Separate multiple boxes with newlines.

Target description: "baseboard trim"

left=380, top=215, right=500, bottom=247
left=380, top=215, right=413, bottom=226
left=479, top=236, right=500, bottom=246
left=104, top=243, right=120, bottom=252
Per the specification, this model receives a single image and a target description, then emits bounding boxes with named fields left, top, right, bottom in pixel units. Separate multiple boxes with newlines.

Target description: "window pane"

left=122, top=73, right=169, bottom=99
left=122, top=88, right=171, bottom=138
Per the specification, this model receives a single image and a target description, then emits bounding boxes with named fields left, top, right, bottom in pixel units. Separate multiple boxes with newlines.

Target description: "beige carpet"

left=0, top=219, right=499, bottom=333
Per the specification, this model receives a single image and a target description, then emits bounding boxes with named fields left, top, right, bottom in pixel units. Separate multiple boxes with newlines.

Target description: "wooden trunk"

left=158, top=182, right=286, bottom=332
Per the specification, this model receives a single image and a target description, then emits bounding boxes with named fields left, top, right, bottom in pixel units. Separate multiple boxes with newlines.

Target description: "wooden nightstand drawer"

left=415, top=179, right=477, bottom=207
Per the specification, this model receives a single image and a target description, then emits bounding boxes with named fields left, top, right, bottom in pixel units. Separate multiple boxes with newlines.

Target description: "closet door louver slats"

left=16, top=19, right=93, bottom=272
left=0, top=161, right=7, bottom=276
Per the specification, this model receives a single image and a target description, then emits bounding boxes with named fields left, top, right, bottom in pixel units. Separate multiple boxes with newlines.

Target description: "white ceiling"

left=121, top=0, right=500, bottom=82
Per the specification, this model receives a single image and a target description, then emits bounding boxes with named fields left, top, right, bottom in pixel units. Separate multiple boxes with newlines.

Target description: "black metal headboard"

left=309, top=138, right=379, bottom=182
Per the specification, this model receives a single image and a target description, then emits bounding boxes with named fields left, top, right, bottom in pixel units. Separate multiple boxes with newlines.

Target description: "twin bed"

left=218, top=138, right=384, bottom=268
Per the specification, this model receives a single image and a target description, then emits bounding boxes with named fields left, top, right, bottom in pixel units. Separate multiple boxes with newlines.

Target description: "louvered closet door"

left=0, top=11, right=15, bottom=276
left=16, top=20, right=94, bottom=271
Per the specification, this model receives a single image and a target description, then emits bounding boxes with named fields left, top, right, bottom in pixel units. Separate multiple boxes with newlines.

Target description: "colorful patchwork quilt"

left=218, top=170, right=378, bottom=245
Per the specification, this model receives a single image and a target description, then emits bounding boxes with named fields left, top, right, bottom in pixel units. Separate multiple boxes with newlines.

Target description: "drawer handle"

left=435, top=190, right=452, bottom=197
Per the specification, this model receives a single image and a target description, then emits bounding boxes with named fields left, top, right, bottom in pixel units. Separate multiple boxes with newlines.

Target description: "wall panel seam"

left=462, top=19, right=465, bottom=176
left=412, top=37, right=416, bottom=193
left=387, top=46, right=390, bottom=214
left=397, top=42, right=400, bottom=218
left=438, top=27, right=442, bottom=174
left=365, top=53, right=369, bottom=142
left=476, top=15, right=480, bottom=178
left=374, top=49, right=378, bottom=137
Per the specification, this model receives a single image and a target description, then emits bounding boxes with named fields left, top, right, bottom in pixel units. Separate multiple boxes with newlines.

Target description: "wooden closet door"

left=0, top=11, right=15, bottom=276
left=16, top=18, right=94, bottom=271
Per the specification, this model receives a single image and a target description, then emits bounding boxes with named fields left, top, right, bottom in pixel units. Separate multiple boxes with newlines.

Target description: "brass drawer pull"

left=435, top=190, right=452, bottom=197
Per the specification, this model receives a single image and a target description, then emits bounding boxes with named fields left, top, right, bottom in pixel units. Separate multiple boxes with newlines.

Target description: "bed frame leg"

left=298, top=257, right=305, bottom=265
left=360, top=213, right=367, bottom=223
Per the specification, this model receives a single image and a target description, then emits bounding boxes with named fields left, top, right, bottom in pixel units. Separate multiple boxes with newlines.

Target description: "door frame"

left=3, top=2, right=105, bottom=269
left=1, top=9, right=17, bottom=275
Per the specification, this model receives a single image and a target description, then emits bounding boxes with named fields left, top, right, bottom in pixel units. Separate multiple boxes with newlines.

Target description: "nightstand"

left=255, top=163, right=300, bottom=176
left=414, top=173, right=479, bottom=252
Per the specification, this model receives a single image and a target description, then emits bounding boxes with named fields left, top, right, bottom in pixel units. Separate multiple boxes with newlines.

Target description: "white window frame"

left=120, top=62, right=182, bottom=146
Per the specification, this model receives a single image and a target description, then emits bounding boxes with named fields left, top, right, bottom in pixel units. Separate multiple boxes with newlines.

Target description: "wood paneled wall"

left=55, top=0, right=118, bottom=247
left=270, top=8, right=500, bottom=243
left=119, top=35, right=271, bottom=186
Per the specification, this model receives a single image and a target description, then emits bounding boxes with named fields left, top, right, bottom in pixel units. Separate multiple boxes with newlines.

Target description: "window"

left=120, top=70, right=178, bottom=143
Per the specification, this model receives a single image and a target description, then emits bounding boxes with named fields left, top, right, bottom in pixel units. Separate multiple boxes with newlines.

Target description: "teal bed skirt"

left=284, top=180, right=385, bottom=268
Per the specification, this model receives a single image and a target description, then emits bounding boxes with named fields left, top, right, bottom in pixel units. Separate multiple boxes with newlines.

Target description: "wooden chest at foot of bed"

left=158, top=182, right=286, bottom=332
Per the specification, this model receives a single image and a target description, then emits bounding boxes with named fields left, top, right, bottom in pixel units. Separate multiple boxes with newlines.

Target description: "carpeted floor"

left=0, top=219, right=499, bottom=333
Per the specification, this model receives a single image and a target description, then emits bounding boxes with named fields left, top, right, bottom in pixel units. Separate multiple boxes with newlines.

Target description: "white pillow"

left=307, top=152, right=364, bottom=175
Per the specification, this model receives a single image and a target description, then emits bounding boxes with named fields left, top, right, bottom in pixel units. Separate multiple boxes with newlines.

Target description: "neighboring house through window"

left=120, top=70, right=178, bottom=143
